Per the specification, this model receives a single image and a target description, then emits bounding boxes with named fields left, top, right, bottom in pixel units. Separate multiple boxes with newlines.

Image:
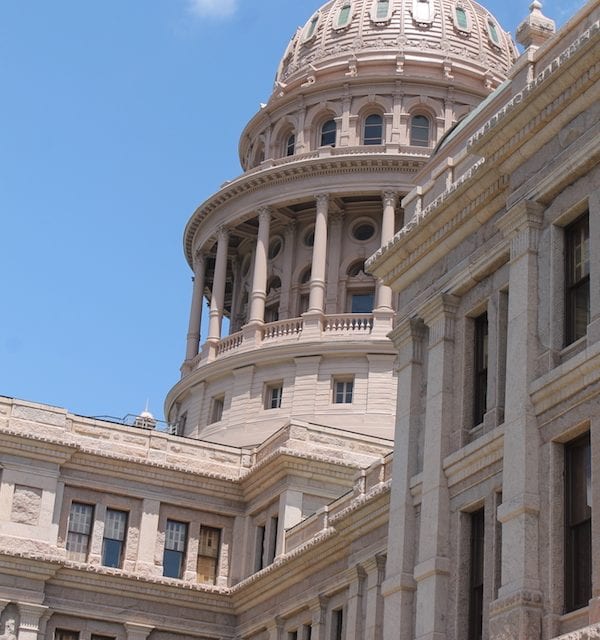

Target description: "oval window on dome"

left=454, top=6, right=470, bottom=31
left=487, top=19, right=500, bottom=45
left=268, top=238, right=283, bottom=260
left=304, top=228, right=315, bottom=248
left=410, top=114, right=431, bottom=147
left=363, top=114, right=383, bottom=145
left=335, top=2, right=353, bottom=29
left=303, top=14, right=320, bottom=42
left=352, top=221, right=376, bottom=241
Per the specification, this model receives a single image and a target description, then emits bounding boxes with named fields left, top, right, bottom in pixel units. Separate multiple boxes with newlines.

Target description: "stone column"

left=279, top=221, right=297, bottom=319
left=308, top=194, right=330, bottom=314
left=345, top=566, right=367, bottom=640
left=229, top=256, right=241, bottom=333
left=124, top=623, right=154, bottom=640
left=17, top=604, right=48, bottom=640
left=185, top=250, right=206, bottom=362
left=382, top=319, right=424, bottom=640
left=325, top=210, right=344, bottom=314
left=413, top=294, right=459, bottom=640
left=490, top=201, right=544, bottom=640
left=207, top=227, right=230, bottom=345
left=374, top=191, right=397, bottom=307
left=249, top=207, right=272, bottom=324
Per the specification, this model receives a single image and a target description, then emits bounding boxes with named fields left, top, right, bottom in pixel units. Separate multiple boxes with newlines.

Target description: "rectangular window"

left=197, top=525, right=221, bottom=585
left=350, top=292, right=374, bottom=314
left=255, top=524, right=266, bottom=572
left=299, top=293, right=310, bottom=315
left=565, top=433, right=592, bottom=612
left=565, top=213, right=590, bottom=345
left=163, top=519, right=188, bottom=579
left=66, top=502, right=94, bottom=562
left=265, top=384, right=283, bottom=410
left=55, top=631, right=79, bottom=640
left=331, top=609, right=344, bottom=640
left=473, top=312, right=488, bottom=427
left=302, top=625, right=312, bottom=640
left=288, top=632, right=298, bottom=640
left=210, top=396, right=224, bottom=424
left=267, top=516, right=279, bottom=565
left=333, top=378, right=354, bottom=404
left=90, top=635, right=115, bottom=640
left=101, top=508, right=127, bottom=568
left=468, top=508, right=485, bottom=640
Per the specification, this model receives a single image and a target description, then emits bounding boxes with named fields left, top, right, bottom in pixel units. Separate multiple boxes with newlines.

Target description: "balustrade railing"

left=262, top=317, right=303, bottom=340
left=323, top=314, right=373, bottom=334
left=216, top=331, right=244, bottom=356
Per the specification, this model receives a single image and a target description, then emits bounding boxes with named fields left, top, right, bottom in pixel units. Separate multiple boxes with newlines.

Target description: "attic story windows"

left=286, top=133, right=296, bottom=157
left=304, top=14, right=320, bottom=41
left=335, top=3, right=353, bottom=29
left=410, top=114, right=431, bottom=147
left=320, top=119, right=337, bottom=147
left=373, top=0, right=391, bottom=22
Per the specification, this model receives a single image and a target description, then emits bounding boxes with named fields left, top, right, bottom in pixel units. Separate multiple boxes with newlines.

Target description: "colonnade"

left=184, top=191, right=400, bottom=363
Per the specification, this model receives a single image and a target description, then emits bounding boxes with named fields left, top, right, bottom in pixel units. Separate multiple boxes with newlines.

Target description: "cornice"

left=183, top=153, right=427, bottom=266
left=468, top=17, right=600, bottom=161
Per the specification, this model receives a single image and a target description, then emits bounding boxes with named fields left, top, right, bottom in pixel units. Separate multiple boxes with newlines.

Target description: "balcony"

left=184, top=310, right=394, bottom=374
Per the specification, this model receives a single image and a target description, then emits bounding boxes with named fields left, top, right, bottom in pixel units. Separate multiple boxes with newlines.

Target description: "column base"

left=242, top=321, right=264, bottom=347
left=489, top=590, right=543, bottom=640
left=372, top=309, right=395, bottom=338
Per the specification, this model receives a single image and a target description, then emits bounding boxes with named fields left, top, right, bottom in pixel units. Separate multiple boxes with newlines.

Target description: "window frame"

left=320, top=119, right=337, bottom=147
left=363, top=113, right=384, bottom=146
left=333, top=378, right=354, bottom=404
left=564, top=212, right=590, bottom=346
left=334, top=2, right=353, bottom=29
left=101, top=508, right=128, bottom=569
left=66, top=501, right=94, bottom=562
left=197, top=525, right=221, bottom=585
left=163, top=519, right=188, bottom=579
left=564, top=432, right=592, bottom=613
left=473, top=312, right=489, bottom=428
left=410, top=113, right=431, bottom=147
left=265, top=383, right=283, bottom=410
left=210, top=396, right=225, bottom=424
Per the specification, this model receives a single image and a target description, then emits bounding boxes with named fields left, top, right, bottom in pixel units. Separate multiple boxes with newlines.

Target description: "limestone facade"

left=1, top=0, right=599, bottom=639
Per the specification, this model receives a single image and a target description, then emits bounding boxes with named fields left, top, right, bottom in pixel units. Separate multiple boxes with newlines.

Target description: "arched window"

left=363, top=114, right=383, bottom=145
left=304, top=15, right=319, bottom=41
left=320, top=119, right=337, bottom=147
left=410, top=115, right=430, bottom=147
left=375, top=0, right=390, bottom=20
left=487, top=19, right=500, bottom=45
left=286, top=133, right=295, bottom=157
left=337, top=2, right=352, bottom=28
left=267, top=276, right=282, bottom=294
left=455, top=6, right=469, bottom=30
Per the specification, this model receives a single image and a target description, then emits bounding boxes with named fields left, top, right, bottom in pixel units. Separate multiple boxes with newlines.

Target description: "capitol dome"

left=274, top=0, right=517, bottom=97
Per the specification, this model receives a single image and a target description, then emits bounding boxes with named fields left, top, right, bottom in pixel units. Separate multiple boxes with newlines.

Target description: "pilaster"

left=309, top=595, right=329, bottom=640
left=364, top=555, right=386, bottom=640
left=325, top=210, right=344, bottom=314
left=345, top=565, right=367, bottom=640
left=280, top=221, right=297, bottom=320
left=135, top=498, right=160, bottom=578
left=490, top=200, right=544, bottom=640
left=276, top=489, right=303, bottom=558
left=587, top=188, right=600, bottom=344
left=383, top=317, right=424, bottom=640
left=16, top=604, right=48, bottom=640
left=413, top=295, right=458, bottom=640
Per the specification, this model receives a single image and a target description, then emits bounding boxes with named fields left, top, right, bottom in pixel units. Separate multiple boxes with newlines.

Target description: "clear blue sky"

left=0, top=0, right=585, bottom=422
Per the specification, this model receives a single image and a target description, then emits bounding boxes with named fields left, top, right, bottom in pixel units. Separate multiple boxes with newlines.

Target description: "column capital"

left=192, top=248, right=205, bottom=269
left=419, top=293, right=459, bottom=346
left=497, top=199, right=544, bottom=259
left=314, top=193, right=330, bottom=209
left=257, top=205, right=272, bottom=223
left=284, top=219, right=297, bottom=237
left=309, top=594, right=330, bottom=621
left=215, top=225, right=229, bottom=242
left=17, top=604, right=48, bottom=630
left=329, top=209, right=345, bottom=225
left=389, top=316, right=425, bottom=351
left=382, top=191, right=399, bottom=209
left=123, top=623, right=154, bottom=640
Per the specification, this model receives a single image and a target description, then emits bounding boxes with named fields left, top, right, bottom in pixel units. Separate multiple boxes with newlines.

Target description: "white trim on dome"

left=410, top=0, right=435, bottom=27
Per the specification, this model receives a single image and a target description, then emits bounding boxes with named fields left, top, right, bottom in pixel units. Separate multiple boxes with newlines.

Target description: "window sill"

left=560, top=335, right=587, bottom=363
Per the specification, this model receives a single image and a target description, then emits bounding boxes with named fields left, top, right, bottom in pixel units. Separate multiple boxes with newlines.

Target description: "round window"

left=352, top=222, right=376, bottom=241
left=268, top=238, right=282, bottom=260
left=304, top=228, right=315, bottom=247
